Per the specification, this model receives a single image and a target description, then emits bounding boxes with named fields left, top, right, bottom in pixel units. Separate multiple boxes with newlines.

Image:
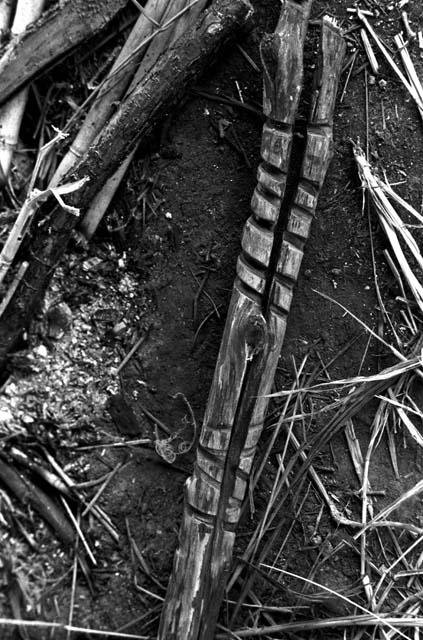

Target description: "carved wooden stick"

left=159, top=7, right=346, bottom=640
left=159, top=2, right=312, bottom=639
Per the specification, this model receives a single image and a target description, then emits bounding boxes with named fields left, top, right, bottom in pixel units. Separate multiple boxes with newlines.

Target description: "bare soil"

left=1, top=1, right=423, bottom=638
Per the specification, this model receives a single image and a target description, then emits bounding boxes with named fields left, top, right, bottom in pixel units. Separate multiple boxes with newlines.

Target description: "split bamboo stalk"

left=0, top=0, right=252, bottom=364
left=49, top=0, right=171, bottom=188
left=0, top=0, right=46, bottom=184
left=79, top=0, right=208, bottom=239
left=158, top=8, right=345, bottom=639
left=160, top=1, right=305, bottom=637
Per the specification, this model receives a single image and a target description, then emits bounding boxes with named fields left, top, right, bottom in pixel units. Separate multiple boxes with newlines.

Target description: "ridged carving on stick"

left=271, top=15, right=346, bottom=315
left=159, top=2, right=311, bottom=637
left=159, top=7, right=345, bottom=640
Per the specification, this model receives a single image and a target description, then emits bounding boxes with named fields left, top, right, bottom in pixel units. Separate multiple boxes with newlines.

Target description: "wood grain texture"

left=0, top=0, right=252, bottom=364
left=159, top=8, right=346, bottom=640
left=159, top=2, right=313, bottom=638
left=0, top=0, right=130, bottom=105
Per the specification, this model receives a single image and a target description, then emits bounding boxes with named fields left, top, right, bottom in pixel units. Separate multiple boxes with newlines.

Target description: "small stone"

left=112, top=321, right=126, bottom=336
left=33, top=344, right=48, bottom=358
left=0, top=407, right=13, bottom=423
left=46, top=302, right=73, bottom=340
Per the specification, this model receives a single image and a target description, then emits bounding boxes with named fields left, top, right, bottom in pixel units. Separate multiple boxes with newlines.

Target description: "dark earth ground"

left=1, top=0, right=423, bottom=638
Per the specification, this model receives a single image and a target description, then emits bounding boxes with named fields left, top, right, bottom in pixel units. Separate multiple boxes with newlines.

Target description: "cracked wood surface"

left=0, top=0, right=252, bottom=364
left=159, top=4, right=346, bottom=639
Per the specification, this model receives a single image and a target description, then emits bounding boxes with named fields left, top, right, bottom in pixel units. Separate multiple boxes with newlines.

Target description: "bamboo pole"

left=0, top=0, right=46, bottom=184
left=158, top=6, right=346, bottom=639
left=0, top=0, right=252, bottom=364
left=79, top=0, right=208, bottom=239
left=49, top=0, right=171, bottom=187
left=0, top=0, right=129, bottom=107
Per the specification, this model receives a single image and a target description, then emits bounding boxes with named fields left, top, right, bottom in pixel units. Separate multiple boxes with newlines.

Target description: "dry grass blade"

left=354, top=143, right=423, bottom=314
left=228, top=339, right=422, bottom=621
left=259, top=567, right=412, bottom=639
left=387, top=388, right=423, bottom=448
left=373, top=533, right=423, bottom=605
left=395, top=33, right=423, bottom=120
left=216, top=614, right=423, bottom=638
left=81, top=460, right=125, bottom=517
left=355, top=479, right=423, bottom=538
left=0, top=618, right=151, bottom=638
left=345, top=419, right=365, bottom=482
left=60, top=496, right=97, bottom=566
left=269, top=356, right=422, bottom=397
left=357, top=10, right=423, bottom=118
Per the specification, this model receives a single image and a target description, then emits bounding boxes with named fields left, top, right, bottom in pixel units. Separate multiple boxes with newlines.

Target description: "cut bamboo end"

left=50, top=0, right=171, bottom=188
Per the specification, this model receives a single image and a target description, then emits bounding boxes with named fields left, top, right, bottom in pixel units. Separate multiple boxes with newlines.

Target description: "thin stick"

left=0, top=619, right=150, bottom=639
left=67, top=510, right=80, bottom=640
left=394, top=33, right=423, bottom=119
left=139, top=404, right=171, bottom=435
left=217, top=615, right=423, bottom=638
left=0, top=261, right=28, bottom=319
left=236, top=43, right=260, bottom=72
left=81, top=460, right=125, bottom=517
left=116, top=326, right=151, bottom=374
left=340, top=50, right=357, bottom=103
left=358, top=10, right=423, bottom=115
left=61, top=496, right=97, bottom=565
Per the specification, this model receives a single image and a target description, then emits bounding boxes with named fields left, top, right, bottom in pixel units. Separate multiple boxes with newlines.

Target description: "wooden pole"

left=158, top=5, right=346, bottom=639
left=0, top=0, right=131, bottom=106
left=49, top=0, right=171, bottom=188
left=0, top=0, right=46, bottom=184
left=79, top=0, right=209, bottom=239
left=0, top=0, right=252, bottom=365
